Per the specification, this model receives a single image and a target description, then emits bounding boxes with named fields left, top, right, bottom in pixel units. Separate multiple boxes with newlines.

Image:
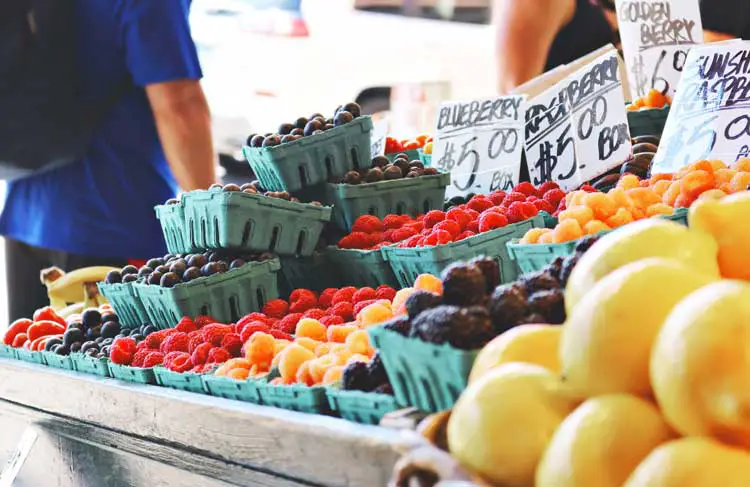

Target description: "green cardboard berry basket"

left=506, top=238, right=578, bottom=275
left=71, top=354, right=112, bottom=378
left=279, top=253, right=337, bottom=295
left=324, top=172, right=450, bottom=232
left=0, top=344, right=17, bottom=360
left=385, top=149, right=421, bottom=162
left=108, top=363, right=156, bottom=384
left=98, top=281, right=150, bottom=328
left=182, top=190, right=332, bottom=257
left=368, top=326, right=477, bottom=413
left=326, top=388, right=399, bottom=425
left=42, top=351, right=75, bottom=370
left=418, top=149, right=432, bottom=167
left=202, top=375, right=262, bottom=403
left=661, top=207, right=688, bottom=226
left=135, top=258, right=281, bottom=330
left=256, top=382, right=331, bottom=414
left=243, top=116, right=373, bottom=193
left=627, top=105, right=670, bottom=137
left=324, top=247, right=400, bottom=289
left=154, top=200, right=195, bottom=254
left=15, top=348, right=46, bottom=365
left=381, top=214, right=544, bottom=288
left=154, top=367, right=208, bottom=394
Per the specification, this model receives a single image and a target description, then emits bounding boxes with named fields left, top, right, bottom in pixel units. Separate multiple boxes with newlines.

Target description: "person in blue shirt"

left=0, top=0, right=216, bottom=321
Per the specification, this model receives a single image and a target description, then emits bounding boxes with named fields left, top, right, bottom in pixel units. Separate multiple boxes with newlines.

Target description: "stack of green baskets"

left=627, top=105, right=670, bottom=137
left=324, top=172, right=450, bottom=232
left=97, top=281, right=149, bottom=328
left=368, top=325, right=477, bottom=413
left=183, top=190, right=332, bottom=257
left=278, top=253, right=337, bottom=295
left=135, top=258, right=281, bottom=330
left=243, top=116, right=373, bottom=193
left=382, top=214, right=544, bottom=288
left=155, top=199, right=194, bottom=254
left=324, top=247, right=400, bottom=289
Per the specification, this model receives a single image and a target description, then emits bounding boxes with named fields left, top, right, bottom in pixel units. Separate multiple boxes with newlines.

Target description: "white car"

left=190, top=0, right=497, bottom=171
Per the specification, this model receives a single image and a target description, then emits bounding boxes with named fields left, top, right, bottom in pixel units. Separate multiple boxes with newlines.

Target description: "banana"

left=41, top=266, right=117, bottom=311
left=57, top=302, right=85, bottom=319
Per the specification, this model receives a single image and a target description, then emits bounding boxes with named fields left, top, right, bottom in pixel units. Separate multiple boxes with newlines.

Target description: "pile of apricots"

left=627, top=88, right=671, bottom=111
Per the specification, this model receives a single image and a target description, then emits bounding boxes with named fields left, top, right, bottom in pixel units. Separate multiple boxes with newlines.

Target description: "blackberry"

left=410, top=305, right=494, bottom=350
left=546, top=256, right=565, bottom=282
left=516, top=312, right=549, bottom=325
left=440, top=263, right=488, bottom=307
left=382, top=315, right=411, bottom=336
left=489, top=283, right=529, bottom=333
left=528, top=289, right=566, bottom=324
left=367, top=353, right=389, bottom=389
left=559, top=255, right=579, bottom=286
left=405, top=290, right=443, bottom=319
left=342, top=361, right=371, bottom=391
left=469, top=256, right=501, bottom=293
left=520, top=271, right=561, bottom=293
left=373, top=383, right=394, bottom=395
left=573, top=235, right=600, bottom=253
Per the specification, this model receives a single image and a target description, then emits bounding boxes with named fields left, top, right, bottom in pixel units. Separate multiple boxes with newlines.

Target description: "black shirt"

left=701, top=0, right=750, bottom=39
left=545, top=0, right=617, bottom=71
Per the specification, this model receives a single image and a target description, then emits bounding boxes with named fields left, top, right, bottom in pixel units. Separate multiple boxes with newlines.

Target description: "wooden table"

left=0, top=358, right=421, bottom=487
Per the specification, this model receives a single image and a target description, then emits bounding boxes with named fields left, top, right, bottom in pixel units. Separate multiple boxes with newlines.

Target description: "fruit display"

left=41, top=266, right=116, bottom=311
left=168, top=181, right=324, bottom=206
left=627, top=88, right=671, bottom=111
left=3, top=306, right=69, bottom=351
left=337, top=155, right=438, bottom=184
left=589, top=134, right=661, bottom=191
left=384, top=134, right=432, bottom=156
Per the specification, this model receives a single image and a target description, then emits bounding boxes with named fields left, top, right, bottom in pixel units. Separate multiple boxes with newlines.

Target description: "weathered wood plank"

left=0, top=358, right=421, bottom=487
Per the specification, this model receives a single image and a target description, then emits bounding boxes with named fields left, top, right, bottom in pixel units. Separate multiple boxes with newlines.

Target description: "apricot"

left=582, top=192, right=617, bottom=220
left=228, top=367, right=249, bottom=380
left=552, top=218, right=583, bottom=243
left=314, top=342, right=333, bottom=357
left=295, top=361, right=315, bottom=386
left=714, top=168, right=737, bottom=185
left=294, top=336, right=321, bottom=353
left=627, top=187, right=661, bottom=209
left=651, top=179, right=673, bottom=197
left=732, top=158, right=750, bottom=172
left=646, top=203, right=674, bottom=217
left=617, top=174, right=640, bottom=190
left=583, top=219, right=611, bottom=235
left=558, top=206, right=594, bottom=228
left=295, top=318, right=327, bottom=341
left=413, top=274, right=443, bottom=295
left=391, top=287, right=416, bottom=316
left=322, top=366, right=344, bottom=385
left=519, top=228, right=549, bottom=244
left=358, top=303, right=393, bottom=327
left=346, top=330, right=373, bottom=356
left=680, top=170, right=716, bottom=199
left=729, top=171, right=750, bottom=193
left=605, top=207, right=635, bottom=228
left=326, top=324, right=358, bottom=343
left=278, top=344, right=315, bottom=380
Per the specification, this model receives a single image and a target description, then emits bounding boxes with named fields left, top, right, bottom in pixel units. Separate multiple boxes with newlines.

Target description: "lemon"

left=536, top=394, right=674, bottom=487
left=565, top=219, right=719, bottom=315
left=623, top=437, right=750, bottom=487
left=651, top=280, right=750, bottom=448
left=469, top=324, right=561, bottom=383
left=447, top=363, right=581, bottom=486
left=560, top=258, right=716, bottom=398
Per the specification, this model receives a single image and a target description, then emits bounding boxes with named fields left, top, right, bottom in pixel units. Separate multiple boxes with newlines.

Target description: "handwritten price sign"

left=616, top=0, right=703, bottom=98
left=432, top=95, right=526, bottom=198
left=652, top=41, right=750, bottom=173
left=525, top=52, right=632, bottom=192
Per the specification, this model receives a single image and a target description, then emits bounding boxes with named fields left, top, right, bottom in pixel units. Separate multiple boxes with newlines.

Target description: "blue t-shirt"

left=0, top=0, right=202, bottom=259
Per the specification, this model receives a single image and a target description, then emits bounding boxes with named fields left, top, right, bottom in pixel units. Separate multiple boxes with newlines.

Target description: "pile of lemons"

left=447, top=191, right=750, bottom=487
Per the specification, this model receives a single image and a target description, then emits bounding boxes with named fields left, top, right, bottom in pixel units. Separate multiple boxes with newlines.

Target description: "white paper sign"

left=370, top=116, right=390, bottom=158
left=616, top=0, right=704, bottom=98
left=652, top=41, right=750, bottom=173
left=524, top=52, right=633, bottom=192
left=432, top=95, right=527, bottom=198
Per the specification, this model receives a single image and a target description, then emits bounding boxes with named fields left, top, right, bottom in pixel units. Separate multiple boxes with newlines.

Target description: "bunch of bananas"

left=40, top=266, right=117, bottom=318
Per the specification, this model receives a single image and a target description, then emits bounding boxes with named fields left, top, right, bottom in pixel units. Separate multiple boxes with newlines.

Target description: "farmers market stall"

left=0, top=357, right=420, bottom=487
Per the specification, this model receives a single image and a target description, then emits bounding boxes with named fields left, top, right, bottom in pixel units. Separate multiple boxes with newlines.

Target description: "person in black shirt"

left=701, top=0, right=750, bottom=41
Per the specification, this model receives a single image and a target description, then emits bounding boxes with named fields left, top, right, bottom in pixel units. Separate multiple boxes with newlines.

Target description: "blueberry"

left=131, top=334, right=144, bottom=342
left=170, top=260, right=187, bottom=277
left=70, top=342, right=82, bottom=353
left=105, top=270, right=122, bottom=284
left=142, top=325, right=156, bottom=336
left=82, top=309, right=102, bottom=328
left=87, top=326, right=101, bottom=339
left=250, top=134, right=265, bottom=147
left=215, top=261, right=229, bottom=273
left=100, top=321, right=121, bottom=339
left=262, top=135, right=281, bottom=147
left=101, top=346, right=111, bottom=357
left=101, top=313, right=119, bottom=324
left=342, top=102, right=361, bottom=118
left=45, top=337, right=63, bottom=352
left=182, top=266, right=201, bottom=282
left=56, top=345, right=70, bottom=356
left=122, top=274, right=138, bottom=283
left=148, top=271, right=163, bottom=285
left=333, top=110, right=354, bottom=126
left=154, top=265, right=170, bottom=274
left=201, top=263, right=219, bottom=277
left=50, top=344, right=62, bottom=353
left=304, top=119, right=323, bottom=136
left=121, top=265, right=138, bottom=275
left=129, top=328, right=141, bottom=337
left=101, top=338, right=114, bottom=346
left=84, top=347, right=98, bottom=357
left=80, top=341, right=98, bottom=354
left=160, top=272, right=181, bottom=288
left=138, top=266, right=153, bottom=279
left=63, top=327, right=83, bottom=346
left=146, top=258, right=164, bottom=269
left=230, top=259, right=245, bottom=269
left=187, top=254, right=207, bottom=268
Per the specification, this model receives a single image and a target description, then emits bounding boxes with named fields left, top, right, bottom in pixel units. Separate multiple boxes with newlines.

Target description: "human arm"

left=493, top=0, right=576, bottom=94
left=146, top=80, right=216, bottom=190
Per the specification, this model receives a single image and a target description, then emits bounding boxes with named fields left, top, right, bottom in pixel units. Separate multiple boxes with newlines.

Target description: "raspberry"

left=354, top=299, right=378, bottom=317
left=488, top=191, right=507, bottom=206
left=464, top=208, right=480, bottom=220
left=433, top=219, right=461, bottom=238
left=503, top=191, right=527, bottom=206
left=275, top=313, right=303, bottom=334
left=191, top=342, right=212, bottom=366
left=174, top=317, right=197, bottom=333
left=110, top=344, right=133, bottom=365
left=479, top=210, right=509, bottom=233
left=351, top=215, right=384, bottom=234
left=532, top=199, right=555, bottom=214
left=337, top=232, right=370, bottom=250
left=268, top=329, right=293, bottom=340
left=352, top=287, right=377, bottom=303
left=194, top=315, right=217, bottom=328
left=330, top=302, right=354, bottom=321
left=188, top=330, right=204, bottom=353
left=262, top=299, right=289, bottom=319
left=383, top=214, right=406, bottom=229
left=208, top=347, right=232, bottom=364
left=514, top=182, right=538, bottom=197
left=145, top=329, right=171, bottom=350
left=423, top=210, right=446, bottom=229
left=376, top=285, right=397, bottom=302
left=406, top=221, right=425, bottom=233
left=165, top=352, right=192, bottom=373
left=221, top=332, right=243, bottom=357
left=237, top=312, right=271, bottom=328
left=390, top=226, right=418, bottom=243
left=318, top=288, right=338, bottom=309
left=467, top=196, right=494, bottom=213
left=302, top=308, right=327, bottom=320
left=466, top=220, right=479, bottom=233
left=507, top=201, right=539, bottom=224
left=201, top=324, right=233, bottom=347
left=136, top=340, right=150, bottom=352
left=446, top=207, right=471, bottom=230
left=332, top=287, right=357, bottom=305
left=526, top=195, right=538, bottom=202
left=367, top=232, right=386, bottom=246
left=191, top=364, right=214, bottom=374
left=289, top=294, right=317, bottom=314
left=320, top=315, right=345, bottom=327
left=424, top=229, right=453, bottom=246
left=538, top=181, right=560, bottom=194
left=457, top=230, right=476, bottom=240
left=580, top=184, right=597, bottom=193
left=403, top=235, right=421, bottom=248
left=160, top=332, right=190, bottom=354
left=543, top=189, right=566, bottom=210
left=240, top=322, right=271, bottom=342
left=289, top=288, right=317, bottom=304
left=383, top=229, right=395, bottom=242
left=114, top=337, right=137, bottom=355
left=131, top=350, right=150, bottom=367
left=143, top=352, right=165, bottom=368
